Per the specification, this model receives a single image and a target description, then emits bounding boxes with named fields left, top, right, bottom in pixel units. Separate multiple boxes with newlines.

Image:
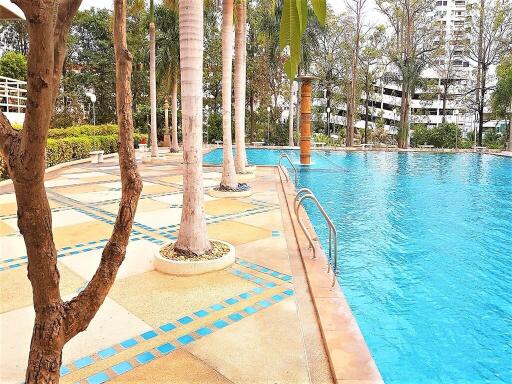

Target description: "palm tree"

left=219, top=0, right=238, bottom=189
left=174, top=0, right=211, bottom=255
left=149, top=0, right=159, bottom=157
left=234, top=0, right=248, bottom=173
left=156, top=4, right=180, bottom=152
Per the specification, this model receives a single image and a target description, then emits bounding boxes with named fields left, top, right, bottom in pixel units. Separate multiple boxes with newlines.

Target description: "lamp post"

left=267, top=106, right=271, bottom=144
left=507, top=103, right=512, bottom=151
left=392, top=108, right=398, bottom=135
left=474, top=112, right=478, bottom=147
left=454, top=109, right=459, bottom=149
left=205, top=104, right=210, bottom=145
left=326, top=107, right=331, bottom=137
left=85, top=90, right=96, bottom=125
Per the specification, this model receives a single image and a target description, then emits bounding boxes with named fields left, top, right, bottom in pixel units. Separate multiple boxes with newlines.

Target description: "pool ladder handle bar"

left=278, top=153, right=298, bottom=187
left=294, top=188, right=338, bottom=287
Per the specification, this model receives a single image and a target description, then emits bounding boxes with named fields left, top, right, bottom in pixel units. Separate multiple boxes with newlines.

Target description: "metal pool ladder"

left=279, top=153, right=298, bottom=186
left=294, top=188, right=338, bottom=286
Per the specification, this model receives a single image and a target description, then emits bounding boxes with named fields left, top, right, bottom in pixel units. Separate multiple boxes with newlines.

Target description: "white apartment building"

left=0, top=76, right=26, bottom=125
left=326, top=0, right=484, bottom=138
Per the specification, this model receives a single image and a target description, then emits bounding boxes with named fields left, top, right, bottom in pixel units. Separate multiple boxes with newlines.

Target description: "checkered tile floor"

left=0, top=153, right=329, bottom=384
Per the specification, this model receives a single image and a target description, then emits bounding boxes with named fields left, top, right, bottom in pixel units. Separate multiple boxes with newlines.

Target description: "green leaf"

left=279, top=0, right=327, bottom=79
left=297, top=0, right=307, bottom=34
left=311, top=0, right=326, bottom=25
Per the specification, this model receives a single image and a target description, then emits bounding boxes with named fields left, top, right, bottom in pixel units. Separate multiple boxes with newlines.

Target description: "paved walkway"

left=0, top=152, right=334, bottom=384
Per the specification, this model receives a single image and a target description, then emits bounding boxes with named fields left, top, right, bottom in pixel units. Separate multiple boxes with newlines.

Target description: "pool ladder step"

left=294, top=188, right=338, bottom=287
left=278, top=153, right=298, bottom=187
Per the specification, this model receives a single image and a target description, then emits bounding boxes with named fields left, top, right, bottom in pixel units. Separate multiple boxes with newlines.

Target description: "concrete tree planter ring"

left=154, top=240, right=235, bottom=276
left=208, top=187, right=253, bottom=198
left=236, top=172, right=256, bottom=181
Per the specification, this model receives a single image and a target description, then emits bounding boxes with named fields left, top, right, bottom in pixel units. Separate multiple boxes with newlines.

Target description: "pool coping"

left=240, top=144, right=510, bottom=156
left=276, top=166, right=384, bottom=384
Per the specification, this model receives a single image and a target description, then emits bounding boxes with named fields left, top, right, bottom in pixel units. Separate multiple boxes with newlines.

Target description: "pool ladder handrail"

left=279, top=153, right=298, bottom=187
left=294, top=188, right=338, bottom=287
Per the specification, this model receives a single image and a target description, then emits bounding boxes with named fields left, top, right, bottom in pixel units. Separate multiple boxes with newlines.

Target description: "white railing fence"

left=0, top=75, right=27, bottom=114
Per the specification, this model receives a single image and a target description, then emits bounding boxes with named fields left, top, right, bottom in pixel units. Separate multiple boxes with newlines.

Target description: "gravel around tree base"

left=215, top=183, right=250, bottom=192
left=160, top=241, right=230, bottom=261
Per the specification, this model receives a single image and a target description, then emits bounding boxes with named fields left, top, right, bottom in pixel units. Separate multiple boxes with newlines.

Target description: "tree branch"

left=52, top=0, right=83, bottom=103
left=0, top=111, right=19, bottom=164
left=63, top=0, right=142, bottom=340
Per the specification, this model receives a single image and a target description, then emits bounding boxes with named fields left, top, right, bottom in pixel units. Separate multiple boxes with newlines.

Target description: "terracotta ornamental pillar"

left=163, top=96, right=171, bottom=148
left=297, top=75, right=317, bottom=165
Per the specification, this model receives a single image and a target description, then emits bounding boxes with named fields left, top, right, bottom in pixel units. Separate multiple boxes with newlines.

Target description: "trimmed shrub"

left=1, top=133, right=147, bottom=180
left=412, top=123, right=461, bottom=148
left=48, top=124, right=119, bottom=139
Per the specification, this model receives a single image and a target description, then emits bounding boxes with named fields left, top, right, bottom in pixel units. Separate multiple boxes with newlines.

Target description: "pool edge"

left=277, top=165, right=384, bottom=384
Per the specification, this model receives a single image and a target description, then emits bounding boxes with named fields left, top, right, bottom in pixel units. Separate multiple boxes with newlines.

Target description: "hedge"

left=48, top=124, right=120, bottom=139
left=1, top=132, right=147, bottom=180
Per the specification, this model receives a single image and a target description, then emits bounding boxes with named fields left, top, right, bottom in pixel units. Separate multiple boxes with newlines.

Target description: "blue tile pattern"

left=135, top=351, right=156, bottom=365
left=98, top=347, right=117, bottom=359
left=156, top=342, right=176, bottom=355
left=87, top=371, right=109, bottom=384
left=141, top=330, right=158, bottom=340
left=177, top=334, right=194, bottom=345
left=74, top=356, right=94, bottom=369
left=196, top=327, right=213, bottom=336
left=112, top=361, right=133, bottom=375
left=120, top=338, right=138, bottom=349
left=160, top=323, right=176, bottom=332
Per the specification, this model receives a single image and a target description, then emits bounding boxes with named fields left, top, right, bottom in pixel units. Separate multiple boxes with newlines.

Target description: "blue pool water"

left=204, top=148, right=512, bottom=383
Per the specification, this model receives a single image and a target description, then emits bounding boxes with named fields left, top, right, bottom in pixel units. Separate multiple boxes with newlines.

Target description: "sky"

left=80, top=0, right=383, bottom=23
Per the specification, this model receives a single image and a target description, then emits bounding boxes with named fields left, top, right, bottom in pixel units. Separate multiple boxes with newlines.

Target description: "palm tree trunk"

left=149, top=21, right=158, bottom=157
left=234, top=0, right=248, bottom=174
left=508, top=101, right=512, bottom=151
left=288, top=80, right=294, bottom=146
left=174, top=0, right=211, bottom=255
left=171, top=77, right=179, bottom=152
left=220, top=0, right=238, bottom=189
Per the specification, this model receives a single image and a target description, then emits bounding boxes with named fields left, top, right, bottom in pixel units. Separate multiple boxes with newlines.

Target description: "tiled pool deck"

left=0, top=149, right=381, bottom=384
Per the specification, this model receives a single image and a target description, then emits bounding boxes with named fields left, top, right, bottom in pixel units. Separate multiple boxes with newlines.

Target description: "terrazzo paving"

left=0, top=150, right=334, bottom=384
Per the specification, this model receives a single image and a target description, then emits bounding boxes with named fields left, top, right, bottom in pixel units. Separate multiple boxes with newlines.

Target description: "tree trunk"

left=508, top=102, right=512, bottom=151
left=249, top=91, right=255, bottom=142
left=171, top=77, right=179, bottom=152
left=234, top=0, right=248, bottom=173
left=0, top=1, right=142, bottom=382
left=442, top=82, right=448, bottom=123
left=346, top=7, right=361, bottom=147
left=364, top=74, right=370, bottom=144
left=399, top=83, right=411, bottom=149
left=174, top=0, right=211, bottom=255
left=164, top=96, right=170, bottom=135
left=288, top=80, right=294, bottom=146
left=220, top=0, right=238, bottom=189
left=475, top=0, right=484, bottom=146
left=149, top=21, right=158, bottom=157
left=477, top=66, right=486, bottom=146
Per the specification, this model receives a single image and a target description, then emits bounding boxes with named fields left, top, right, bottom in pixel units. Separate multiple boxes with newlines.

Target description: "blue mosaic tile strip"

left=79, top=288, right=294, bottom=384
left=112, top=361, right=132, bottom=375
left=235, top=259, right=293, bottom=283
left=230, top=268, right=278, bottom=288
left=0, top=237, right=118, bottom=270
left=87, top=371, right=110, bottom=384
left=60, top=283, right=270, bottom=378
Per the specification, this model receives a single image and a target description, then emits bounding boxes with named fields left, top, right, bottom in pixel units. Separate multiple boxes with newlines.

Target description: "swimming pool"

left=204, top=148, right=512, bottom=383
